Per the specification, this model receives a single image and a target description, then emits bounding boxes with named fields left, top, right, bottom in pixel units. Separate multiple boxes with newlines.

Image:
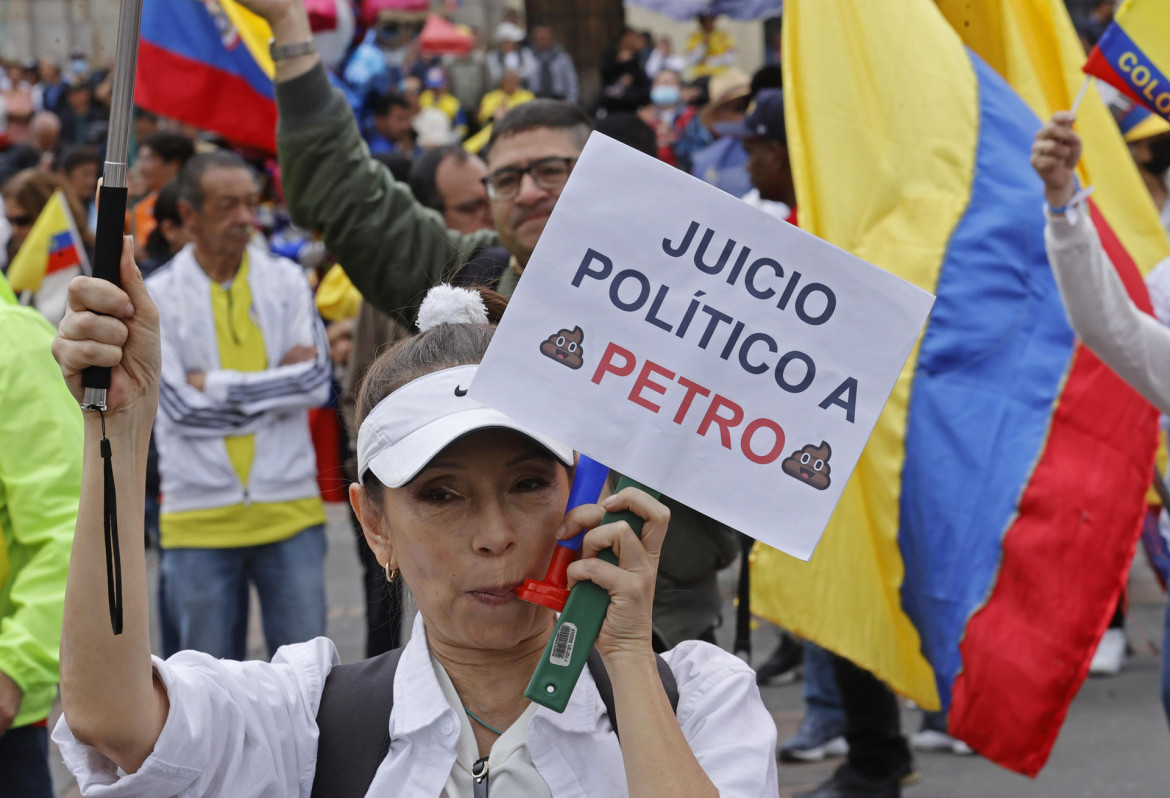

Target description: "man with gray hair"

left=146, top=150, right=332, bottom=660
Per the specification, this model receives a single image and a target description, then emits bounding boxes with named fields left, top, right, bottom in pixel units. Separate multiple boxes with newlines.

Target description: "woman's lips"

left=468, top=583, right=522, bottom=606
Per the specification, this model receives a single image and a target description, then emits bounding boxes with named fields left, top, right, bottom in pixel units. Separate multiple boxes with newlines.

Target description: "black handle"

left=82, top=185, right=129, bottom=393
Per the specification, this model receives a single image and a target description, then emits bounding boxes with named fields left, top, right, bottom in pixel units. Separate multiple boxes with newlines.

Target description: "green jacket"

left=277, top=65, right=505, bottom=328
left=0, top=294, right=81, bottom=727
left=274, top=66, right=736, bottom=647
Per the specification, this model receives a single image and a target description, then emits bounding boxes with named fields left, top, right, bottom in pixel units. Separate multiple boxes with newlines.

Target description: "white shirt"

left=740, top=189, right=792, bottom=222
left=432, top=655, right=549, bottom=798
left=54, top=615, right=778, bottom=797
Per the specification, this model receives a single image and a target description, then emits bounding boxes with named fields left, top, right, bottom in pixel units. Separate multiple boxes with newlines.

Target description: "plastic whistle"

left=515, top=455, right=610, bottom=611
left=523, top=467, right=660, bottom=713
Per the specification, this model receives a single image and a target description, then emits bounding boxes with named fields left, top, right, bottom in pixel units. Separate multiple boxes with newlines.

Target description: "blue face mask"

left=651, top=85, right=681, bottom=107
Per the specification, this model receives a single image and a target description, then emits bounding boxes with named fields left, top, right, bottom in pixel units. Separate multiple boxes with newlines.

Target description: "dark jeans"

left=351, top=506, right=403, bottom=657
left=161, top=525, right=327, bottom=660
left=833, top=654, right=912, bottom=781
left=0, top=724, right=52, bottom=798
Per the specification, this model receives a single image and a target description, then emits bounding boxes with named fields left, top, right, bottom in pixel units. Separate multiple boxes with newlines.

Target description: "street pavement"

left=50, top=503, right=1169, bottom=796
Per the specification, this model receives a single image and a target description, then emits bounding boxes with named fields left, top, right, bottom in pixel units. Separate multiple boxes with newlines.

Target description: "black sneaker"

left=755, top=634, right=803, bottom=685
left=792, top=764, right=901, bottom=798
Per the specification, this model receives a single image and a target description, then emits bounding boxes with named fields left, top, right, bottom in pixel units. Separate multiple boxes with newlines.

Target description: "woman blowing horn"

left=49, top=241, right=778, bottom=796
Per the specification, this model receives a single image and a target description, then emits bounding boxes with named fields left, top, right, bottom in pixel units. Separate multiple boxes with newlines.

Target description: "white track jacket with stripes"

left=147, top=243, right=332, bottom=515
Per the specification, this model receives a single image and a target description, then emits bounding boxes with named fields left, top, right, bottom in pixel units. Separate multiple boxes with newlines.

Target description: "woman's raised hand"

left=52, top=236, right=160, bottom=428
left=559, top=488, right=671, bottom=662
left=1031, top=111, right=1082, bottom=209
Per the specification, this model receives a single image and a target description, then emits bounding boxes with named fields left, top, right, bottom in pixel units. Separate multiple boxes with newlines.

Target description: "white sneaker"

left=1089, top=628, right=1127, bottom=677
left=911, top=728, right=975, bottom=755
left=782, top=735, right=848, bottom=762
left=823, top=736, right=849, bottom=758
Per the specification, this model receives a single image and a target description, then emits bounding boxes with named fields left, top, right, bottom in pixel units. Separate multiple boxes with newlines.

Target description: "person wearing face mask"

left=643, top=69, right=698, bottom=170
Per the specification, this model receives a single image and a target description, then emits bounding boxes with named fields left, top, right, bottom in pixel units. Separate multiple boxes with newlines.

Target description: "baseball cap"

left=496, top=21, right=525, bottom=43
left=1119, top=103, right=1170, bottom=143
left=715, top=88, right=787, bottom=143
left=357, top=364, right=575, bottom=487
left=425, top=66, right=446, bottom=89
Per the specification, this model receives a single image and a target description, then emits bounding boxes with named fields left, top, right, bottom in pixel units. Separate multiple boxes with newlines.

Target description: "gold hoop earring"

left=384, top=562, right=398, bottom=583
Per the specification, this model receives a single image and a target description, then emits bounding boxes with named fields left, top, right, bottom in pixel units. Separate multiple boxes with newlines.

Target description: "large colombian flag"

left=751, top=0, right=1167, bottom=777
left=136, top=0, right=276, bottom=152
left=1084, top=0, right=1170, bottom=123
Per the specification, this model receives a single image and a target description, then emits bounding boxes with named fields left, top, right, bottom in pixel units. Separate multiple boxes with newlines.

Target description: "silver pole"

left=80, top=0, right=144, bottom=413
left=103, top=0, right=144, bottom=189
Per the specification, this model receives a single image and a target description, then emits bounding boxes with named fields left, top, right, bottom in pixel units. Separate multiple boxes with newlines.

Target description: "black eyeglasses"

left=6, top=215, right=32, bottom=228
left=482, top=157, right=576, bottom=201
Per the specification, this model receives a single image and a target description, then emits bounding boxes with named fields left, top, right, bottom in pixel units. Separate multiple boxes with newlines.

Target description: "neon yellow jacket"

left=0, top=279, right=81, bottom=727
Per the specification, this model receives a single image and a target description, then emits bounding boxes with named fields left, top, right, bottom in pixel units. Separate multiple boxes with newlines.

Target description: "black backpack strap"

left=311, top=648, right=403, bottom=798
left=586, top=648, right=679, bottom=741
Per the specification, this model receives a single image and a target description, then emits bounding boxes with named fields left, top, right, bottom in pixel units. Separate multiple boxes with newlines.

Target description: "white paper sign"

left=471, top=134, right=934, bottom=560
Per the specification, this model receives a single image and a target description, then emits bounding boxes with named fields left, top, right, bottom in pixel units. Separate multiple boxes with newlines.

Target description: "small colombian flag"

left=6, top=189, right=88, bottom=294
left=1084, top=0, right=1170, bottom=122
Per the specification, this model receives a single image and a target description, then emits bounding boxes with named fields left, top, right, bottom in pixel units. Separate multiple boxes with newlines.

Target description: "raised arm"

left=51, top=239, right=168, bottom=772
left=236, top=0, right=498, bottom=326
left=1032, top=112, right=1170, bottom=415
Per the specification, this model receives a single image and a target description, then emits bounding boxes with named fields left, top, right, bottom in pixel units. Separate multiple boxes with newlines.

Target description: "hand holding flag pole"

left=81, top=0, right=145, bottom=635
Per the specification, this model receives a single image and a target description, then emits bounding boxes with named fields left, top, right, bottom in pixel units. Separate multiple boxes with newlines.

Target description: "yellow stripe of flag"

left=750, top=0, right=985, bottom=710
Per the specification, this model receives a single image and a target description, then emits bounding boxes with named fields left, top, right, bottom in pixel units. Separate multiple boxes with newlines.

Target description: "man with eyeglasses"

left=234, top=0, right=590, bottom=326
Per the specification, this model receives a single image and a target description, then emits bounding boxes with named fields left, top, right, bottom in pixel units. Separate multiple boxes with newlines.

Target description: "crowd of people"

left=2, top=1, right=1169, bottom=797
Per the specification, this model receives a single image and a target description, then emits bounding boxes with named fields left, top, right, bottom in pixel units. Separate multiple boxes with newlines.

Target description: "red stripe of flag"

left=47, top=231, right=82, bottom=274
left=135, top=40, right=277, bottom=153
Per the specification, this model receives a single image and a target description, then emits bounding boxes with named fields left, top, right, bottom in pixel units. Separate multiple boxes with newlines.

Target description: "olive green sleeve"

left=276, top=65, right=500, bottom=326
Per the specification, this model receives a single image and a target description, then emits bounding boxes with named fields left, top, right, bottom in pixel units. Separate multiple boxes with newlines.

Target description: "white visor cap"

left=356, top=364, right=575, bottom=487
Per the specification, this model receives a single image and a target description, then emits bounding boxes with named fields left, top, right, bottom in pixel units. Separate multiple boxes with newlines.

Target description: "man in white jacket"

left=147, top=150, right=332, bottom=660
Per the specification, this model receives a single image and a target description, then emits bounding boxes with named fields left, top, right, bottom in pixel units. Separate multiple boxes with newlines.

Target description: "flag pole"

left=81, top=0, right=145, bottom=637
left=82, top=0, right=143, bottom=412
left=1070, top=75, right=1091, bottom=117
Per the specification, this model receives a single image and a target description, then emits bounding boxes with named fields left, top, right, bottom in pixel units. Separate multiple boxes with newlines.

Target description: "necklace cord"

left=464, top=707, right=503, bottom=736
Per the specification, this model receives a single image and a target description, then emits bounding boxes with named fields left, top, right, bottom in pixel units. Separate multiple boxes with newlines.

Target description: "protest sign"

left=471, top=134, right=934, bottom=560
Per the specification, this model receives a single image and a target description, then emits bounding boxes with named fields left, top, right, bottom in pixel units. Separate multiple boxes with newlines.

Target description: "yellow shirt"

left=685, top=29, right=737, bottom=79
left=315, top=263, right=362, bottom=322
left=161, top=254, right=325, bottom=549
left=421, top=90, right=461, bottom=122
left=477, top=88, right=536, bottom=125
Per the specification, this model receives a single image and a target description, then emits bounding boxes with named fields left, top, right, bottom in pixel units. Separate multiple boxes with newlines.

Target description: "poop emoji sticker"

left=540, top=326, right=585, bottom=369
left=782, top=441, right=832, bottom=491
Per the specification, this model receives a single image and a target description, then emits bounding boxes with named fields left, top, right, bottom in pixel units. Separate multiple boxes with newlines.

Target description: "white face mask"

left=651, top=85, right=681, bottom=107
